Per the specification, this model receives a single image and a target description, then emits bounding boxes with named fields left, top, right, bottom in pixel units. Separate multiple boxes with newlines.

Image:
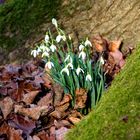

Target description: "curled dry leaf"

left=108, top=40, right=122, bottom=52
left=0, top=97, right=14, bottom=119
left=55, top=102, right=70, bottom=112
left=37, top=92, right=53, bottom=106
left=68, top=116, right=81, bottom=124
left=0, top=122, right=23, bottom=140
left=74, top=88, right=87, bottom=109
left=57, top=94, right=72, bottom=106
left=14, top=105, right=52, bottom=120
left=22, top=90, right=40, bottom=105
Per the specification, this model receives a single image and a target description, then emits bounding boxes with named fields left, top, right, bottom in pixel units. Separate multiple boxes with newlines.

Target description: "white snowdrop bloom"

left=40, top=44, right=46, bottom=52
left=42, top=51, right=49, bottom=58
left=79, top=44, right=85, bottom=51
left=52, top=18, right=58, bottom=28
left=62, top=35, right=66, bottom=41
left=50, top=44, right=57, bottom=52
left=86, top=74, right=92, bottom=82
left=85, top=39, right=92, bottom=47
left=37, top=48, right=41, bottom=53
left=56, top=34, right=63, bottom=43
left=31, top=50, right=38, bottom=58
left=79, top=51, right=86, bottom=60
left=45, top=34, right=49, bottom=43
left=61, top=67, right=69, bottom=76
left=100, top=56, right=105, bottom=65
left=68, top=35, right=71, bottom=40
left=64, top=55, right=72, bottom=63
left=76, top=67, right=84, bottom=75
left=45, top=61, right=54, bottom=69
left=67, top=63, right=73, bottom=69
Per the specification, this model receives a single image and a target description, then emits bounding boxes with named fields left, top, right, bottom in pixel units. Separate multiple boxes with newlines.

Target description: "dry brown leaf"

left=57, top=94, right=72, bottom=106
left=54, top=120, right=71, bottom=129
left=36, top=131, right=49, bottom=140
left=53, top=83, right=64, bottom=106
left=55, top=127, right=69, bottom=140
left=33, top=135, right=41, bottom=140
left=94, top=42, right=104, bottom=52
left=22, top=90, right=40, bottom=105
left=49, top=110, right=62, bottom=119
left=56, top=102, right=70, bottom=112
left=68, top=116, right=81, bottom=124
left=74, top=88, right=87, bottom=109
left=0, top=97, right=14, bottom=119
left=49, top=126, right=56, bottom=140
left=41, top=73, right=52, bottom=89
left=0, top=122, right=23, bottom=140
left=108, top=40, right=121, bottom=52
left=37, top=92, right=53, bottom=106
left=14, top=105, right=51, bottom=120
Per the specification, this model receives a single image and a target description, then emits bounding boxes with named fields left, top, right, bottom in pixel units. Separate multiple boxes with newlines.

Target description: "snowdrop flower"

left=56, top=34, right=62, bottom=43
left=79, top=51, right=86, bottom=60
left=67, top=63, right=73, bottom=69
left=45, top=61, right=54, bottom=69
left=85, top=38, right=92, bottom=47
left=86, top=74, right=92, bottom=82
left=100, top=56, right=105, bottom=65
left=64, top=55, right=72, bottom=63
left=68, top=35, right=71, bottom=40
left=52, top=18, right=58, bottom=28
left=50, top=44, right=57, bottom=52
left=61, top=67, right=69, bottom=76
left=31, top=50, right=38, bottom=58
left=45, top=34, right=49, bottom=43
left=42, top=51, right=49, bottom=58
left=79, top=44, right=85, bottom=51
left=76, top=67, right=84, bottom=75
left=37, top=48, right=41, bottom=53
left=62, top=35, right=66, bottom=41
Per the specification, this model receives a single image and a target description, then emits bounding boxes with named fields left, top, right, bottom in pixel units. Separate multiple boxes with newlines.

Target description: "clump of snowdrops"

left=31, top=18, right=105, bottom=112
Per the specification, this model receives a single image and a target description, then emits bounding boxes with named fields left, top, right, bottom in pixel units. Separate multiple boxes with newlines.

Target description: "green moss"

left=0, top=0, right=61, bottom=50
left=66, top=45, right=140, bottom=140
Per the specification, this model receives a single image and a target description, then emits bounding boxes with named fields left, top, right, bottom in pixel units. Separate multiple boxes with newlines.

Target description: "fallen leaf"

left=0, top=97, right=14, bottom=119
left=14, top=105, right=52, bottom=120
left=22, top=90, right=40, bottom=105
left=74, top=88, right=87, bottom=109
left=41, top=73, right=52, bottom=89
left=32, top=135, right=41, bottom=140
left=68, top=117, right=81, bottom=124
left=37, top=92, right=53, bottom=106
left=54, top=120, right=71, bottom=129
left=57, top=94, right=72, bottom=106
left=0, top=122, right=23, bottom=140
left=36, top=131, right=49, bottom=140
left=55, top=127, right=69, bottom=140
left=108, top=40, right=122, bottom=52
left=53, top=83, right=64, bottom=106
left=8, top=114, right=36, bottom=135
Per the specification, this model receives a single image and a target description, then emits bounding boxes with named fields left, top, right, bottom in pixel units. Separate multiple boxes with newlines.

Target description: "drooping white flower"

left=61, top=67, right=69, bottom=76
left=62, top=35, right=66, bottom=41
left=76, top=67, right=84, bottom=75
left=42, top=51, right=49, bottom=58
left=86, top=74, right=92, bottom=82
left=79, top=44, right=85, bottom=51
left=67, top=63, right=73, bottom=69
left=68, top=35, right=71, bottom=40
left=50, top=44, right=57, bottom=52
left=64, top=55, right=72, bottom=63
left=56, top=34, right=63, bottom=43
left=45, top=61, right=54, bottom=69
left=52, top=18, right=58, bottom=28
left=85, top=39, right=92, bottom=47
left=45, top=34, right=49, bottom=43
left=40, top=44, right=50, bottom=52
left=100, top=56, right=105, bottom=65
left=37, top=48, right=41, bottom=53
left=31, top=50, right=38, bottom=58
left=79, top=51, right=86, bottom=60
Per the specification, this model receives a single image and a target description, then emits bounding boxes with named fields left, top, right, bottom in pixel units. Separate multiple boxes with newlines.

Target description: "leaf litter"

left=0, top=36, right=133, bottom=139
